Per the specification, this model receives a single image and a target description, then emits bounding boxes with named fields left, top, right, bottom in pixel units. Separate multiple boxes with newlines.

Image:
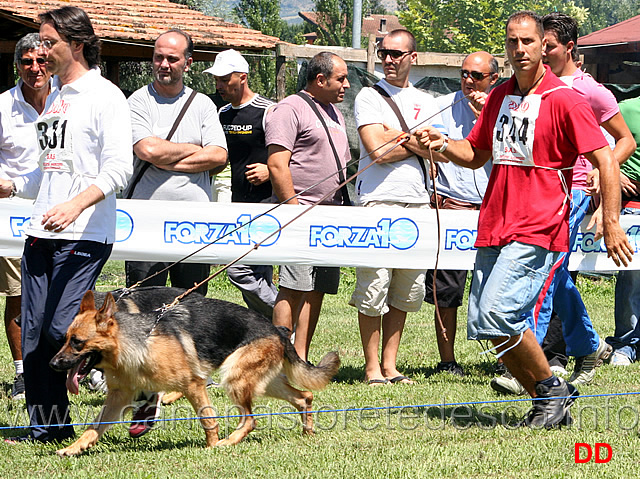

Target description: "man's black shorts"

left=425, top=269, right=468, bottom=308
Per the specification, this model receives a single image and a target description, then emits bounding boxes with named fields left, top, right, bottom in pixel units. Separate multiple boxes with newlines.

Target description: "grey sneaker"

left=569, top=338, right=612, bottom=386
left=490, top=371, right=526, bottom=396
left=11, top=374, right=25, bottom=400
left=518, top=378, right=579, bottom=429
left=436, top=361, right=465, bottom=377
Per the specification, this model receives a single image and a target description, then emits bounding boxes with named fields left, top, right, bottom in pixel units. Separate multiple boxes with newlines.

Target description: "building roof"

left=0, top=0, right=281, bottom=53
left=299, top=12, right=403, bottom=37
left=578, top=14, right=640, bottom=47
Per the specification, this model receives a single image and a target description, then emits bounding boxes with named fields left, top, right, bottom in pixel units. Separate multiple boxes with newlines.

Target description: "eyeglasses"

left=377, top=49, right=413, bottom=61
left=39, top=39, right=57, bottom=51
left=19, top=57, right=46, bottom=67
left=461, top=70, right=492, bottom=81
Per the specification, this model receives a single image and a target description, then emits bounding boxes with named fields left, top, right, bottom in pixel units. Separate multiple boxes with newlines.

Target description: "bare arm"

left=133, top=137, right=201, bottom=166
left=584, top=145, right=633, bottom=267
left=414, top=126, right=492, bottom=169
left=245, top=163, right=270, bottom=186
left=358, top=123, right=414, bottom=163
left=267, top=145, right=297, bottom=205
left=159, top=145, right=228, bottom=174
left=601, top=112, right=637, bottom=165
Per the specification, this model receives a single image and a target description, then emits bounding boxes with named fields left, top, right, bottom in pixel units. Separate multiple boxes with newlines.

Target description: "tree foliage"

left=313, top=0, right=387, bottom=47
left=572, top=0, right=640, bottom=35
left=398, top=0, right=588, bottom=54
left=234, top=0, right=288, bottom=99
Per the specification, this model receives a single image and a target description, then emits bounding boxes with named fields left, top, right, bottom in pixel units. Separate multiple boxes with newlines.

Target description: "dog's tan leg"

left=56, top=389, right=134, bottom=456
left=161, top=391, right=184, bottom=405
left=183, top=380, right=219, bottom=447
left=265, top=375, right=315, bottom=435
left=216, top=400, right=256, bottom=447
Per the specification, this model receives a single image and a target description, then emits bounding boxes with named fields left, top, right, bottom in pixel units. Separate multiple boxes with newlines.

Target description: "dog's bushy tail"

left=281, top=338, right=340, bottom=391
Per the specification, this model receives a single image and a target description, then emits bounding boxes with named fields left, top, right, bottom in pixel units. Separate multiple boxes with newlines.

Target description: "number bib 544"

left=492, top=95, right=541, bottom=166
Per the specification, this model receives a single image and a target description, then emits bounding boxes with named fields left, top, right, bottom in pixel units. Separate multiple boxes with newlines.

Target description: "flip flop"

left=387, top=375, right=414, bottom=385
left=367, top=378, right=389, bottom=386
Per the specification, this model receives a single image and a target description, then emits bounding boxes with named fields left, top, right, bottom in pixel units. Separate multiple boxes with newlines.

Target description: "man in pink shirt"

left=266, top=52, right=350, bottom=362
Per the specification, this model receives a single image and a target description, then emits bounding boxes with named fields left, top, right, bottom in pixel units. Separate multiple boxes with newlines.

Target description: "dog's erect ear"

left=98, top=293, right=116, bottom=318
left=96, top=293, right=117, bottom=331
left=79, top=290, right=96, bottom=313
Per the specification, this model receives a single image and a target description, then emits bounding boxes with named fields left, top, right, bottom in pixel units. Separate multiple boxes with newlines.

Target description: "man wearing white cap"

left=204, top=49, right=278, bottom=317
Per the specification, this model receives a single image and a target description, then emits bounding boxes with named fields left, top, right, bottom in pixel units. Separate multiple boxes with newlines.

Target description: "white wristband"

left=436, top=136, right=449, bottom=153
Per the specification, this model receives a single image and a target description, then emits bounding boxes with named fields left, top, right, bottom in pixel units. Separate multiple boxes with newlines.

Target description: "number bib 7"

left=36, top=114, right=74, bottom=173
left=492, top=95, right=541, bottom=166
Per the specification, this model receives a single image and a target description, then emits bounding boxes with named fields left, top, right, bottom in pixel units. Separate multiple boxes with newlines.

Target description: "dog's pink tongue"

left=66, top=362, right=83, bottom=395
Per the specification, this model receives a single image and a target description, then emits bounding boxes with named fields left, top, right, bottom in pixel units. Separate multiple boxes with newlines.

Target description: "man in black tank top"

left=205, top=50, right=278, bottom=317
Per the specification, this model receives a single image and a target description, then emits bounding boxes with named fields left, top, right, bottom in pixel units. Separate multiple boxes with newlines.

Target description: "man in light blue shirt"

left=425, top=51, right=498, bottom=377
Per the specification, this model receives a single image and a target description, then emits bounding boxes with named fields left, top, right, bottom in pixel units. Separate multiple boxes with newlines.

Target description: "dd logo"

left=574, top=443, right=612, bottom=463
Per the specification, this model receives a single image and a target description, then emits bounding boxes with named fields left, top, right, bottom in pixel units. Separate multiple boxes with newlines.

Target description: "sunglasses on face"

left=19, top=57, right=46, bottom=67
left=461, top=70, right=491, bottom=81
left=377, top=49, right=413, bottom=61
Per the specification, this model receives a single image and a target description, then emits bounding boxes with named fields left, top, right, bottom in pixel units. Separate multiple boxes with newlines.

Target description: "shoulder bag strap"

left=296, top=91, right=351, bottom=206
left=372, top=84, right=430, bottom=191
left=126, top=88, right=199, bottom=199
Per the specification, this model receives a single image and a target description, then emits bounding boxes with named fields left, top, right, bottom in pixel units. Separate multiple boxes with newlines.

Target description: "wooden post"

left=276, top=43, right=286, bottom=102
left=105, top=60, right=120, bottom=87
left=367, top=34, right=376, bottom=74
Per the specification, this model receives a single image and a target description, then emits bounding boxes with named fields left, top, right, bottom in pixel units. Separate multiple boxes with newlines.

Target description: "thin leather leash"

left=133, top=92, right=475, bottom=316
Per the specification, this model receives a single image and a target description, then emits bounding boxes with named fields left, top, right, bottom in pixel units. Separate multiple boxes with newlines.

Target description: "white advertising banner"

left=1, top=198, right=639, bottom=270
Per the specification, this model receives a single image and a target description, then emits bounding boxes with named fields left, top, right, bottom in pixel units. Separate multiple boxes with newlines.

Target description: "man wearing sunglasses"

left=350, top=29, right=445, bottom=386
left=425, top=51, right=499, bottom=378
left=0, top=33, right=51, bottom=403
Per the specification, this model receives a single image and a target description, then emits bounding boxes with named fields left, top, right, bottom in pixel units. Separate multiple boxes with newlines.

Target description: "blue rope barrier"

left=2, top=390, right=639, bottom=431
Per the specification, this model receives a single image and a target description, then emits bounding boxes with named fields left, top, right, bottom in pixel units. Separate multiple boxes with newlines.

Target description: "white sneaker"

left=569, top=338, right=612, bottom=385
left=610, top=351, right=632, bottom=366
left=87, top=369, right=108, bottom=394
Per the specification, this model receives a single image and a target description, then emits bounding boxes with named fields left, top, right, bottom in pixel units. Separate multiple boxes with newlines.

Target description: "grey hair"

left=14, top=33, right=41, bottom=65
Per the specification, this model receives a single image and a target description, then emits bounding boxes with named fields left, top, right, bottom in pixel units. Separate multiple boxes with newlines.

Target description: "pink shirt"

left=265, top=93, right=350, bottom=206
left=561, top=70, right=619, bottom=190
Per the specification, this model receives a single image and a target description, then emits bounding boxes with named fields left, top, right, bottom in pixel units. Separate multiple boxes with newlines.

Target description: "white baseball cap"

left=204, top=49, right=249, bottom=77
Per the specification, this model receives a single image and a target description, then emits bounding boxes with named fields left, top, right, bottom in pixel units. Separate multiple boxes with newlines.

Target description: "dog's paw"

left=56, top=445, right=83, bottom=457
left=214, top=438, right=231, bottom=447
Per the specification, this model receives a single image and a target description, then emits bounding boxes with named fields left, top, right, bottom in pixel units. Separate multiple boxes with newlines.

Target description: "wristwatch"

left=8, top=180, right=16, bottom=198
left=436, top=136, right=449, bottom=153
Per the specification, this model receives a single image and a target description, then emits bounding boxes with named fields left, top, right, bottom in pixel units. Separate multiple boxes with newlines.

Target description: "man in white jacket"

left=0, top=6, right=132, bottom=444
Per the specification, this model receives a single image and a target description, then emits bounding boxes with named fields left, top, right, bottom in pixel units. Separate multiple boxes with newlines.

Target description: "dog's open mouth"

left=66, top=353, right=101, bottom=395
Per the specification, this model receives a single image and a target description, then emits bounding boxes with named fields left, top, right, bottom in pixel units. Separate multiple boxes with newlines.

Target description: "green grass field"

left=0, top=262, right=637, bottom=478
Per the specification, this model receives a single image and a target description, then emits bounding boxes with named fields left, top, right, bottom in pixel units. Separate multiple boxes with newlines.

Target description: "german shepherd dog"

left=49, top=286, right=340, bottom=456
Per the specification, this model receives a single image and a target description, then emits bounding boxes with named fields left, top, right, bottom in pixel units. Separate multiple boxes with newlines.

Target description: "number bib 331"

left=37, top=113, right=74, bottom=173
left=492, top=95, right=541, bottom=166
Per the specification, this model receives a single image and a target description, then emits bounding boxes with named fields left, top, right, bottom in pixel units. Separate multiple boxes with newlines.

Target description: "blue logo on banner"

left=116, top=209, right=134, bottom=242
left=10, top=211, right=134, bottom=243
left=574, top=231, right=607, bottom=253
left=9, top=216, right=29, bottom=237
left=165, top=214, right=281, bottom=246
left=625, top=225, right=640, bottom=253
left=445, top=228, right=478, bottom=251
left=309, top=218, right=419, bottom=250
